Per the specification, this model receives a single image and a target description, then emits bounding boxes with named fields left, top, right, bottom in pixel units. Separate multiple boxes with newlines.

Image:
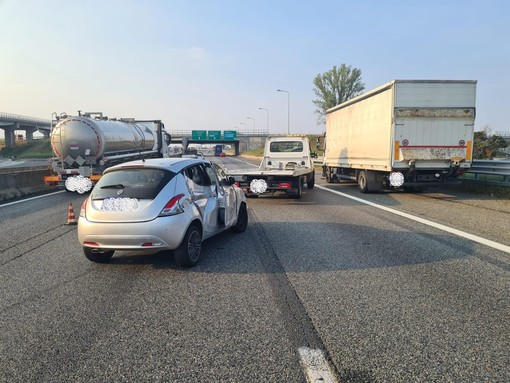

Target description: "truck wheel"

left=325, top=168, right=334, bottom=183
left=307, top=171, right=315, bottom=189
left=174, top=224, right=202, bottom=268
left=358, top=171, right=369, bottom=193
left=291, top=178, right=302, bottom=199
left=231, top=203, right=248, bottom=233
left=83, top=247, right=114, bottom=263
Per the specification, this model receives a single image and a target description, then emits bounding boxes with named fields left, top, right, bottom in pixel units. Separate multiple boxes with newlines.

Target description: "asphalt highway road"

left=1, top=155, right=509, bottom=382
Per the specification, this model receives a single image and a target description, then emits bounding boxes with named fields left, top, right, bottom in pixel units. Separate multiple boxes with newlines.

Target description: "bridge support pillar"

left=2, top=124, right=17, bottom=149
left=24, top=126, right=37, bottom=141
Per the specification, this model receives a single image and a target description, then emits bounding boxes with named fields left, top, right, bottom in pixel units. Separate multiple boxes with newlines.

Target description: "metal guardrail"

left=465, top=160, right=510, bottom=185
left=311, top=158, right=510, bottom=186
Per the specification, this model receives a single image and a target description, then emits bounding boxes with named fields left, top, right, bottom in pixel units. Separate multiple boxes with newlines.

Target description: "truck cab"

left=260, top=136, right=315, bottom=170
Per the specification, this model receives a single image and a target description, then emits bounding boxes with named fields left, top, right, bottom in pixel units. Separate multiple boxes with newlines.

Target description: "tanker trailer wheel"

left=358, top=171, right=368, bottom=193
left=307, top=171, right=315, bottom=189
left=83, top=247, right=114, bottom=263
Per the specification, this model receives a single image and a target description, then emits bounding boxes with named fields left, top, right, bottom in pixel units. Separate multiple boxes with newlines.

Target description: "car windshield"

left=91, top=168, right=175, bottom=200
left=269, top=141, right=303, bottom=153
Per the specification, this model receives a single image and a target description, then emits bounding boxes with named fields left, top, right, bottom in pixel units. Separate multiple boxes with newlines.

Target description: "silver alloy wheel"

left=187, top=229, right=202, bottom=262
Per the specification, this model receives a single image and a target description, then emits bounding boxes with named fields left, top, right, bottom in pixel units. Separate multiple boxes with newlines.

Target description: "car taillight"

left=279, top=182, right=292, bottom=189
left=142, top=242, right=163, bottom=247
left=80, top=198, right=88, bottom=217
left=159, top=194, right=185, bottom=217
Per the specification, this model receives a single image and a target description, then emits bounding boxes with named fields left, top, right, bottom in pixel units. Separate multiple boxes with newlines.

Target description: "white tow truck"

left=226, top=136, right=316, bottom=199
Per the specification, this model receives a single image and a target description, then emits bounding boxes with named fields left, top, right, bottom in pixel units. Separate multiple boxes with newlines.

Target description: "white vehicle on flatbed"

left=226, top=136, right=316, bottom=199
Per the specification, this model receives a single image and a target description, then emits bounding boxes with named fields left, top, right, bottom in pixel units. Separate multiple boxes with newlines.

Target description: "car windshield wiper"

left=100, top=184, right=125, bottom=189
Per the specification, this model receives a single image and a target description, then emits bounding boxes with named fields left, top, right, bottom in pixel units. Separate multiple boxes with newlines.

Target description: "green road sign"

left=223, top=130, right=237, bottom=140
left=208, top=130, right=221, bottom=140
left=192, top=130, right=206, bottom=140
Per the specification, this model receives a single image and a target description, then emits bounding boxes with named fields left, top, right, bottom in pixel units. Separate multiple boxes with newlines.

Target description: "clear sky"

left=1, top=0, right=509, bottom=136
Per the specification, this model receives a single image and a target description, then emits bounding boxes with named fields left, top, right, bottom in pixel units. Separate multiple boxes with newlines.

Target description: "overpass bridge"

left=495, top=131, right=510, bottom=144
left=168, top=130, right=283, bottom=155
left=0, top=112, right=52, bottom=148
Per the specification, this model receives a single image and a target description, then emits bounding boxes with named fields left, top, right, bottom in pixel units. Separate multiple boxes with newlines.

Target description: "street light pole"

left=277, top=89, right=290, bottom=135
left=258, top=107, right=269, bottom=133
left=246, top=116, right=255, bottom=132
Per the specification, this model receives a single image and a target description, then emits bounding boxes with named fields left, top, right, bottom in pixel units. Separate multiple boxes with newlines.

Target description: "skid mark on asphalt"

left=248, top=208, right=340, bottom=382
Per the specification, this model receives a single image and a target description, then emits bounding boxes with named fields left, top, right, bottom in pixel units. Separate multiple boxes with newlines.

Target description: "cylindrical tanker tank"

left=50, top=116, right=157, bottom=165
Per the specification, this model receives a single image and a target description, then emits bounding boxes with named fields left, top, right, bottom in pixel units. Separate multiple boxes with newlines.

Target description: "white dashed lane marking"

left=298, top=347, right=338, bottom=383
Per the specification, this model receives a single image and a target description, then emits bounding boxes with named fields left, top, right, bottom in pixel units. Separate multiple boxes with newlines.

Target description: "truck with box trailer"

left=319, top=79, right=477, bottom=192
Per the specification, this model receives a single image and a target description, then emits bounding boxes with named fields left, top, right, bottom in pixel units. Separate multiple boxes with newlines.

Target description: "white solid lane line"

left=298, top=347, right=338, bottom=383
left=317, top=185, right=510, bottom=254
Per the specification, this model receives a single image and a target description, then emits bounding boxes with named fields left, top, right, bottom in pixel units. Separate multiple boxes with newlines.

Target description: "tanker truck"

left=44, top=111, right=171, bottom=193
left=320, top=80, right=476, bottom=193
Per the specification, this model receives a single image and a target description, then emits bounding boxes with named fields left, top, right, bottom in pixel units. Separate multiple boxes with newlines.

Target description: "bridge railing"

left=0, top=112, right=51, bottom=125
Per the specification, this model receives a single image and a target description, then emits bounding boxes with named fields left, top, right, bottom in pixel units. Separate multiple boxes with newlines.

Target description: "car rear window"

left=91, top=168, right=175, bottom=200
left=269, top=141, right=303, bottom=153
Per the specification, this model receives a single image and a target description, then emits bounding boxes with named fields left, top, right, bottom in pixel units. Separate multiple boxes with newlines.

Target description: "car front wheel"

left=174, top=224, right=202, bottom=268
left=231, top=203, right=248, bottom=233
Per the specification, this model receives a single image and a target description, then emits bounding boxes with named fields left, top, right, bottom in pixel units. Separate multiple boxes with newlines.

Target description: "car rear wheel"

left=83, top=247, right=114, bottom=263
left=231, top=203, right=248, bottom=233
left=174, top=224, right=202, bottom=268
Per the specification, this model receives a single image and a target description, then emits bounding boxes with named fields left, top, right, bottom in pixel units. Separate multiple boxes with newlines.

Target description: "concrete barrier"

left=0, top=167, right=56, bottom=202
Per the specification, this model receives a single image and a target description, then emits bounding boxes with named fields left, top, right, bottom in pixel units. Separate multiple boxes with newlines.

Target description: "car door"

left=183, top=164, right=220, bottom=238
left=208, top=162, right=237, bottom=228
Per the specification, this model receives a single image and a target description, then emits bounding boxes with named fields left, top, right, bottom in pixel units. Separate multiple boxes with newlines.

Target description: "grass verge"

left=0, top=138, right=53, bottom=158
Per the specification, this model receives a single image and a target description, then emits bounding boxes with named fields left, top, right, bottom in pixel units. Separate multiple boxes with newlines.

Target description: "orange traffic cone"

left=66, top=202, right=77, bottom=225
